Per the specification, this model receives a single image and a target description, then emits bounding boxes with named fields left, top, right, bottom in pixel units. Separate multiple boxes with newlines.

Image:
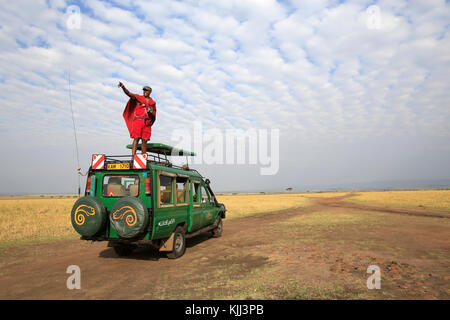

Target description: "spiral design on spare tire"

left=109, top=197, right=149, bottom=239
left=71, top=196, right=107, bottom=237
left=74, top=204, right=95, bottom=226
left=111, top=206, right=137, bottom=226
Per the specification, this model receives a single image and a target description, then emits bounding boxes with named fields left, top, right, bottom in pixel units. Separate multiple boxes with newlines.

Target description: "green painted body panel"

left=151, top=205, right=189, bottom=239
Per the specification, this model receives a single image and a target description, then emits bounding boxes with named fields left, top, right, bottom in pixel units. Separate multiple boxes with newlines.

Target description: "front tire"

left=167, top=227, right=186, bottom=259
left=212, top=217, right=223, bottom=238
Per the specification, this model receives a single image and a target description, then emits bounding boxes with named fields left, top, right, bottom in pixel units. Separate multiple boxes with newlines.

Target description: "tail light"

left=86, top=176, right=91, bottom=194
left=145, top=178, right=151, bottom=195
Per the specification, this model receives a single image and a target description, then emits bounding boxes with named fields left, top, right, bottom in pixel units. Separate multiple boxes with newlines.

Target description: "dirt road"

left=1, top=194, right=449, bottom=299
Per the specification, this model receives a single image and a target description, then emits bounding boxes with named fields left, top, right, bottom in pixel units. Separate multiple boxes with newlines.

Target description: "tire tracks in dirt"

left=310, top=193, right=450, bottom=219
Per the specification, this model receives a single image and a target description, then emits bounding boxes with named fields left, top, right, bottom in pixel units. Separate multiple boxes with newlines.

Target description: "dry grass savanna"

left=345, top=190, right=450, bottom=210
left=0, top=190, right=449, bottom=299
left=0, top=198, right=79, bottom=247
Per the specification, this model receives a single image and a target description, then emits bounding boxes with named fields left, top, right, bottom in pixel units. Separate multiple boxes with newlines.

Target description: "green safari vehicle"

left=70, top=143, right=226, bottom=259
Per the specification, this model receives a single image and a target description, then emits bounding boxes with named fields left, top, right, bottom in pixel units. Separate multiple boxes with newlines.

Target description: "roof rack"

left=125, top=142, right=196, bottom=157
left=105, top=154, right=171, bottom=167
left=95, top=142, right=202, bottom=176
left=101, top=154, right=202, bottom=174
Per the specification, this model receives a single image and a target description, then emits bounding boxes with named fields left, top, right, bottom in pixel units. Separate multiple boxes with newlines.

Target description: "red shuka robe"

left=123, top=94, right=156, bottom=136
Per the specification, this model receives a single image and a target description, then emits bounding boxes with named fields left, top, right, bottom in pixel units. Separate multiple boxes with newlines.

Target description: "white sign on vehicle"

left=158, top=218, right=175, bottom=227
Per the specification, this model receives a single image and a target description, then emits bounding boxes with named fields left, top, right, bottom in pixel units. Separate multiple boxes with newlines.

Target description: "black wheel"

left=113, top=245, right=134, bottom=257
left=167, top=227, right=186, bottom=259
left=212, top=217, right=223, bottom=238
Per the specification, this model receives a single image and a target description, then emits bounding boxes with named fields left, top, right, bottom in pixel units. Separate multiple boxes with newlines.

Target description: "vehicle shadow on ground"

left=97, top=231, right=214, bottom=261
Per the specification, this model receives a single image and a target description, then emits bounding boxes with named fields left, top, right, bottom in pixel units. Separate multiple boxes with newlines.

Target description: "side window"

left=159, top=174, right=174, bottom=205
left=192, top=182, right=200, bottom=205
left=201, top=185, right=210, bottom=204
left=175, top=176, right=189, bottom=204
left=103, top=175, right=139, bottom=197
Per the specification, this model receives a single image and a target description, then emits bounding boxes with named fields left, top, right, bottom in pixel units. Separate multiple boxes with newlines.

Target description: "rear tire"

left=167, top=227, right=186, bottom=259
left=113, top=245, right=134, bottom=257
left=212, top=217, right=223, bottom=238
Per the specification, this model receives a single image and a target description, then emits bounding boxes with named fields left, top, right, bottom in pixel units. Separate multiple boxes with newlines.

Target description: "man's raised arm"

left=118, top=82, right=136, bottom=100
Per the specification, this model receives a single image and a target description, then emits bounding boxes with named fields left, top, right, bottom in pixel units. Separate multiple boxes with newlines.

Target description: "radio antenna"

left=68, top=63, right=82, bottom=197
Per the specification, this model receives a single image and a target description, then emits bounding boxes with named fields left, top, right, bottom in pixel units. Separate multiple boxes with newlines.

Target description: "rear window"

left=103, top=175, right=139, bottom=197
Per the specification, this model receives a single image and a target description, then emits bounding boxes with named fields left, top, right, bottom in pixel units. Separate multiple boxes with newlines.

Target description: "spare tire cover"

left=110, top=197, right=149, bottom=239
left=71, top=196, right=107, bottom=237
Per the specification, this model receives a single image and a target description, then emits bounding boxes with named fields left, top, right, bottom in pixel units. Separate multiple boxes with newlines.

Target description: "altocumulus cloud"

left=0, top=0, right=449, bottom=194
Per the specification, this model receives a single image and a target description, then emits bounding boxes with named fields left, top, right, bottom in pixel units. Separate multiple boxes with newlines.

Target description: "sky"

left=0, top=0, right=449, bottom=194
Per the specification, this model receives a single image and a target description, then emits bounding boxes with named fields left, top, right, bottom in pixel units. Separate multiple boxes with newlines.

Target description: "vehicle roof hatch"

left=125, top=142, right=196, bottom=156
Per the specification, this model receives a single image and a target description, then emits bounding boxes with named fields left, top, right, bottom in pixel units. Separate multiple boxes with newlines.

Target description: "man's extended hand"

left=118, top=82, right=135, bottom=99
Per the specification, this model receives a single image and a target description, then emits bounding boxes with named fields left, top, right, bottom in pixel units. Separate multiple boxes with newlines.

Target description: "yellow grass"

left=0, top=198, right=78, bottom=247
left=346, top=190, right=450, bottom=211
left=216, top=193, right=310, bottom=220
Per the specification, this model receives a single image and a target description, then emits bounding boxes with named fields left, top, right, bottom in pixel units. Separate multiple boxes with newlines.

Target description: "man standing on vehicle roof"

left=118, top=82, right=157, bottom=155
